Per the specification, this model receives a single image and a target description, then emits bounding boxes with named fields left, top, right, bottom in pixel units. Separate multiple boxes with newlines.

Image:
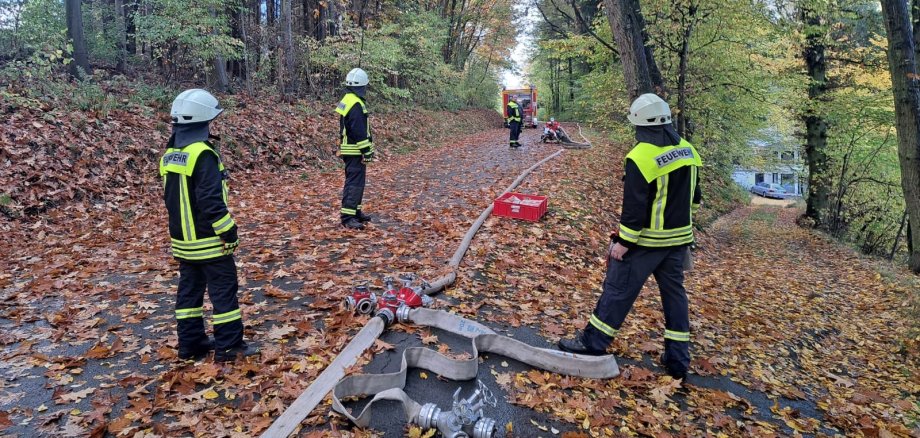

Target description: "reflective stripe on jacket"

left=335, top=93, right=373, bottom=156
left=160, top=141, right=235, bottom=261
left=618, top=139, right=702, bottom=249
left=506, top=101, right=522, bottom=123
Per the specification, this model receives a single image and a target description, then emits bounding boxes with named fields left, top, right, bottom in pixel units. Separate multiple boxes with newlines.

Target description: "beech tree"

left=880, top=0, right=920, bottom=272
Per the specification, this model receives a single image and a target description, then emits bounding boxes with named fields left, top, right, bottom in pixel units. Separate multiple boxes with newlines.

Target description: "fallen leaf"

left=268, top=325, right=297, bottom=340
left=58, top=387, right=95, bottom=404
left=0, top=411, right=11, bottom=429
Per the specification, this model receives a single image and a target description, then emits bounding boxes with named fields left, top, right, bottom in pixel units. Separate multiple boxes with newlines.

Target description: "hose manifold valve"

left=343, top=284, right=377, bottom=315
left=417, top=380, right=497, bottom=438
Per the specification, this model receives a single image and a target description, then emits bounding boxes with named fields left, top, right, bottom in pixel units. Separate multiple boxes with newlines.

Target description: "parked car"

left=751, top=182, right=788, bottom=199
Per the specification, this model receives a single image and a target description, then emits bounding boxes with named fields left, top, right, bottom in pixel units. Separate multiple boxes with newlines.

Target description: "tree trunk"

left=891, top=210, right=909, bottom=260
left=801, top=6, right=831, bottom=229
left=281, top=0, right=297, bottom=97
left=568, top=58, right=575, bottom=102
left=908, top=219, right=914, bottom=255
left=328, top=0, right=339, bottom=37
left=65, top=0, right=91, bottom=79
left=552, top=59, right=560, bottom=114
left=213, top=56, right=230, bottom=92
left=603, top=0, right=660, bottom=101
left=317, top=2, right=326, bottom=39
left=124, top=0, right=137, bottom=54
left=912, top=0, right=920, bottom=60
left=209, top=9, right=230, bottom=92
left=676, top=5, right=696, bottom=138
left=114, top=0, right=128, bottom=72
left=880, top=0, right=920, bottom=272
left=241, top=5, right=253, bottom=93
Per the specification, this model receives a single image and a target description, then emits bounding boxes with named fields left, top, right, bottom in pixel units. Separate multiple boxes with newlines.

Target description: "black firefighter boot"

left=215, top=342, right=261, bottom=363
left=659, top=353, right=688, bottom=381
left=356, top=211, right=373, bottom=223
left=557, top=330, right=608, bottom=356
left=342, top=217, right=365, bottom=230
left=178, top=337, right=214, bottom=361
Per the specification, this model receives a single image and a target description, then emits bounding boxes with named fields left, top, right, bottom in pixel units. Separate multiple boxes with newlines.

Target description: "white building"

left=732, top=136, right=805, bottom=196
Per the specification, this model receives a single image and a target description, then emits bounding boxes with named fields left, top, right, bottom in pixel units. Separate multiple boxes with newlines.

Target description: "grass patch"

left=786, top=198, right=806, bottom=209
left=0, top=194, right=11, bottom=207
left=695, top=169, right=749, bottom=228
left=747, top=208, right=777, bottom=226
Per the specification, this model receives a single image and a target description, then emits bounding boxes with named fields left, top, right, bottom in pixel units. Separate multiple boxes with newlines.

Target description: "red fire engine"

left=502, top=87, right=538, bottom=128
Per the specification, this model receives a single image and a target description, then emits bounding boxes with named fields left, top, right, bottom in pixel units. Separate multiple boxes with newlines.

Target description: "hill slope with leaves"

left=0, top=85, right=500, bottom=219
left=1, top=118, right=917, bottom=436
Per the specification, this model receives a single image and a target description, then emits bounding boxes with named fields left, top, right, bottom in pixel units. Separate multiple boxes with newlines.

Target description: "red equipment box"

left=493, top=192, right=548, bottom=222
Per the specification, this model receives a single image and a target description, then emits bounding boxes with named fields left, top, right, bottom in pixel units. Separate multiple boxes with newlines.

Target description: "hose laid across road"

left=422, top=148, right=564, bottom=295
left=557, top=123, right=592, bottom=149
left=262, top=143, right=615, bottom=438
left=330, top=308, right=619, bottom=428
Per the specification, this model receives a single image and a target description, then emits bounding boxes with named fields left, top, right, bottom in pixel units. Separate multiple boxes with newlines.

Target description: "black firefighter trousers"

left=582, top=246, right=691, bottom=374
left=508, top=121, right=522, bottom=147
left=340, top=155, right=366, bottom=221
left=176, top=256, right=244, bottom=353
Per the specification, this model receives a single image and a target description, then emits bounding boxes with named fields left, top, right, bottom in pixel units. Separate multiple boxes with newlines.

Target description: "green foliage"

left=456, top=57, right=504, bottom=109
left=310, top=10, right=502, bottom=110
left=134, top=0, right=243, bottom=68
left=776, top=1, right=906, bottom=257
left=82, top=2, right=122, bottom=65
left=646, top=0, right=789, bottom=172
left=1, top=0, right=508, bottom=113
left=821, top=62, right=903, bottom=256
left=0, top=47, right=174, bottom=117
left=0, top=44, right=70, bottom=110
left=15, top=0, right=65, bottom=52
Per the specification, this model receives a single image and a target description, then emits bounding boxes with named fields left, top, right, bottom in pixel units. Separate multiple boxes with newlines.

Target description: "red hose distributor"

left=375, top=277, right=402, bottom=325
left=344, top=283, right=377, bottom=315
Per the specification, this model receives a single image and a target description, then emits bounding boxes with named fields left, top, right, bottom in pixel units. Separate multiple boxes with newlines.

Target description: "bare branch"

left=566, top=0, right=617, bottom=53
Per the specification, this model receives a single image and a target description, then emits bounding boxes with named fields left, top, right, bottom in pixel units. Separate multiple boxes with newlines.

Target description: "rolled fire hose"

left=262, top=147, right=617, bottom=438
left=330, top=308, right=619, bottom=430
left=557, top=124, right=591, bottom=149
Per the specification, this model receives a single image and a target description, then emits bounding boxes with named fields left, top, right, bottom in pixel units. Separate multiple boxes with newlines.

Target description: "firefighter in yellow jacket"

left=558, top=94, right=702, bottom=380
left=160, top=89, right=258, bottom=362
left=506, top=97, right=522, bottom=148
left=336, top=68, right=375, bottom=230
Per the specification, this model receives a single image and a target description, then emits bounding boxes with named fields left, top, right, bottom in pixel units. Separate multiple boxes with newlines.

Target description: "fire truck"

left=502, top=86, right=538, bottom=128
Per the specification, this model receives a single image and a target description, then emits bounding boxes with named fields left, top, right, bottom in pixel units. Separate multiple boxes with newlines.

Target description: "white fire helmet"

left=170, top=89, right=223, bottom=124
left=345, top=68, right=369, bottom=87
left=627, top=93, right=672, bottom=126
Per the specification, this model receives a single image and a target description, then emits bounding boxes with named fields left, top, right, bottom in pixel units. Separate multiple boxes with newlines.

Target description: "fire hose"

left=422, top=149, right=565, bottom=295
left=330, top=307, right=619, bottom=437
left=262, top=147, right=619, bottom=438
left=557, top=124, right=592, bottom=149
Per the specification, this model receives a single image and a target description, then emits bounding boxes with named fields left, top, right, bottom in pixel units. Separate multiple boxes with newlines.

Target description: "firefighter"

left=506, top=96, right=522, bottom=148
left=558, top=93, right=702, bottom=380
left=336, top=68, right=375, bottom=229
left=544, top=117, right=560, bottom=141
left=160, top=89, right=259, bottom=363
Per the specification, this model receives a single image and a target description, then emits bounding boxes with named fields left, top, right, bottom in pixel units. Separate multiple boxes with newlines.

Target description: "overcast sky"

left=501, top=3, right=539, bottom=89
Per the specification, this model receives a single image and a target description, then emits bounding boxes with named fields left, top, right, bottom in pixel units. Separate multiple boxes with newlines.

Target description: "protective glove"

left=221, top=225, right=240, bottom=256
left=222, top=239, right=239, bottom=256
left=363, top=151, right=374, bottom=163
left=606, top=230, right=619, bottom=269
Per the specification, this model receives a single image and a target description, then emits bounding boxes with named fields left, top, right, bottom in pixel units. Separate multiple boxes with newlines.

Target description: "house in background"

left=731, top=134, right=805, bottom=196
